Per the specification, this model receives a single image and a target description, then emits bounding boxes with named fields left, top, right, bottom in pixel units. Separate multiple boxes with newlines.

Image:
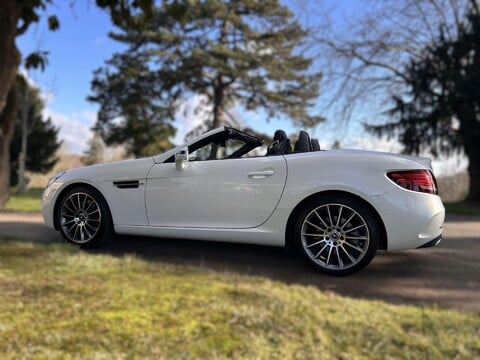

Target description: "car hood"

left=60, top=157, right=155, bottom=183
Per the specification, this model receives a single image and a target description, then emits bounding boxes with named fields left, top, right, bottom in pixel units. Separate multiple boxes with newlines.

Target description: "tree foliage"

left=89, top=54, right=176, bottom=156
left=368, top=3, right=480, bottom=200
left=82, top=131, right=106, bottom=166
left=96, top=0, right=153, bottom=27
left=9, top=76, right=61, bottom=186
left=90, top=0, right=323, bottom=154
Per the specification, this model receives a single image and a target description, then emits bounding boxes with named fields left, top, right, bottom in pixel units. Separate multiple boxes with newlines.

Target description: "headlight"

left=47, top=171, right=66, bottom=188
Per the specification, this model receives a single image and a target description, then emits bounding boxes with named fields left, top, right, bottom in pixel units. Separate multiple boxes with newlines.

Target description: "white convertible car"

left=41, top=127, right=445, bottom=275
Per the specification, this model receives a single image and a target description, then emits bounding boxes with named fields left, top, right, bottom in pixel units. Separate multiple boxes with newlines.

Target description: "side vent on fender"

left=113, top=180, right=140, bottom=189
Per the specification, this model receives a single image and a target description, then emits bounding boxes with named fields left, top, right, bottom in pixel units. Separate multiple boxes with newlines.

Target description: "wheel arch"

left=285, top=190, right=388, bottom=251
left=53, top=182, right=112, bottom=231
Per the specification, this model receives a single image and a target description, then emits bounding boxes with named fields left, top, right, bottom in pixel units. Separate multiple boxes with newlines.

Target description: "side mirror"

left=175, top=148, right=189, bottom=171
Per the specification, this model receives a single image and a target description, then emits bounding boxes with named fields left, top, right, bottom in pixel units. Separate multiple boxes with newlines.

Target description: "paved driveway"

left=1, top=212, right=479, bottom=312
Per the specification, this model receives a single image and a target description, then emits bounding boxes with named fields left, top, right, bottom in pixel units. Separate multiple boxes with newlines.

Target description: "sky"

left=15, top=0, right=468, bottom=175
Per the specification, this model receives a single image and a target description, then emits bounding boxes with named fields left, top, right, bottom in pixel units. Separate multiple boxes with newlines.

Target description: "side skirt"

left=114, top=225, right=284, bottom=247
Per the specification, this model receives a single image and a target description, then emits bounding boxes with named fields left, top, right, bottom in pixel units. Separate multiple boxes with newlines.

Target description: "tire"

left=57, top=186, right=114, bottom=248
left=295, top=194, right=379, bottom=276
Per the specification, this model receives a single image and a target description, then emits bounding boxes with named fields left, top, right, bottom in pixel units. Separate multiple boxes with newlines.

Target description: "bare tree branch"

left=292, top=0, right=472, bottom=125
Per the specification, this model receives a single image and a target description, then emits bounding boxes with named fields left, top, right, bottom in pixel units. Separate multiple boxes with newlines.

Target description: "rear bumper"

left=370, top=191, right=445, bottom=251
left=416, top=235, right=442, bottom=249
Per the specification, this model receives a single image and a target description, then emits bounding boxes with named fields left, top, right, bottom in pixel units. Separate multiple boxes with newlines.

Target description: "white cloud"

left=18, top=68, right=36, bottom=86
left=172, top=95, right=210, bottom=145
left=431, top=155, right=468, bottom=177
left=39, top=88, right=55, bottom=104
left=342, top=135, right=403, bottom=153
left=18, top=69, right=94, bottom=154
left=18, top=68, right=55, bottom=104
left=43, top=108, right=96, bottom=154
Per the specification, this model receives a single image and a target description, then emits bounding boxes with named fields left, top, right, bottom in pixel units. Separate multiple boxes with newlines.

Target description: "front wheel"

left=57, top=187, right=113, bottom=248
left=295, top=195, right=379, bottom=276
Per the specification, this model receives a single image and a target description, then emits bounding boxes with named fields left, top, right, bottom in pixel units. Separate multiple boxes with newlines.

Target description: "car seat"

left=294, top=131, right=312, bottom=152
left=311, top=138, right=321, bottom=151
left=267, top=130, right=292, bottom=155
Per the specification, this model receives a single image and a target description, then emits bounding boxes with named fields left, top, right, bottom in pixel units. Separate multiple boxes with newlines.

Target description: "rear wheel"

left=295, top=195, right=379, bottom=276
left=57, top=187, right=113, bottom=248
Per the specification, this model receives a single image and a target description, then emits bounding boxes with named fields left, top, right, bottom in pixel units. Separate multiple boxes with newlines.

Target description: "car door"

left=145, top=156, right=287, bottom=228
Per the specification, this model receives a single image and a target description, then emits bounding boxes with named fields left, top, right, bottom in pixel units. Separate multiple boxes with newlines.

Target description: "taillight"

left=387, top=170, right=438, bottom=194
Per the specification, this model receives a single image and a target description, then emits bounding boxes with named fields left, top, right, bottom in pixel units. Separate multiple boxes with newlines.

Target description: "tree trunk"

left=208, top=82, right=226, bottom=159
left=212, top=82, right=226, bottom=129
left=0, top=84, right=19, bottom=209
left=465, top=148, right=480, bottom=202
left=211, top=20, right=228, bottom=130
left=462, top=122, right=480, bottom=202
left=458, top=103, right=480, bottom=202
left=212, top=102, right=226, bottom=129
left=0, top=1, right=21, bottom=115
left=17, top=83, right=29, bottom=193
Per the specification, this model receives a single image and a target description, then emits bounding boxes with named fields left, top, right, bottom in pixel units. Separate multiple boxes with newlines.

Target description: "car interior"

left=266, top=129, right=321, bottom=156
left=165, top=127, right=321, bottom=163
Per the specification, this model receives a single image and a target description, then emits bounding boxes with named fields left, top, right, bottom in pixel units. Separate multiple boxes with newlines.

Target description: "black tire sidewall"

left=57, top=186, right=113, bottom=248
left=295, top=194, right=379, bottom=276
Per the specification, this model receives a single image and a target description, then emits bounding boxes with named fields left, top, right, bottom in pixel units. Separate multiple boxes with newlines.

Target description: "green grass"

left=444, top=201, right=480, bottom=215
left=4, top=188, right=43, bottom=212
left=0, top=240, right=478, bottom=359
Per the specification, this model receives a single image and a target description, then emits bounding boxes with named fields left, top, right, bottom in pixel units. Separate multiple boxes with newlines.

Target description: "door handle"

left=246, top=170, right=275, bottom=179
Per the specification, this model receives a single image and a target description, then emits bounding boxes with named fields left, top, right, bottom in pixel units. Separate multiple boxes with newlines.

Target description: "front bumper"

left=40, top=182, right=63, bottom=229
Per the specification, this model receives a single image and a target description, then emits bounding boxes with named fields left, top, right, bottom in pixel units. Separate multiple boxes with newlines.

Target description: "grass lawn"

left=444, top=201, right=480, bottom=216
left=4, top=188, right=43, bottom=212
left=0, top=240, right=478, bottom=359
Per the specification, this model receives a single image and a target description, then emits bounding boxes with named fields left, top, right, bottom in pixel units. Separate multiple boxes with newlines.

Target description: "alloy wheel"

left=300, top=203, right=370, bottom=270
left=60, top=192, right=102, bottom=244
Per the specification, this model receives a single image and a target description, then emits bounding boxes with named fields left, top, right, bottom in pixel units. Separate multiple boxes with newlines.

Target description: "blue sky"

left=18, top=2, right=124, bottom=116
left=18, top=2, right=125, bottom=153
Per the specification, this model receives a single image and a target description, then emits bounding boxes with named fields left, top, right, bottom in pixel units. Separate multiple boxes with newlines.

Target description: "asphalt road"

left=1, top=212, right=479, bottom=312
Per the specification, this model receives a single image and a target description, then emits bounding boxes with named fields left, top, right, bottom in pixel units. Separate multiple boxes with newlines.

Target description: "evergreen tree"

left=332, top=140, right=341, bottom=150
left=89, top=54, right=176, bottom=156
left=89, top=0, right=323, bottom=155
left=82, top=131, right=106, bottom=165
left=9, top=79, right=61, bottom=186
left=368, top=4, right=480, bottom=201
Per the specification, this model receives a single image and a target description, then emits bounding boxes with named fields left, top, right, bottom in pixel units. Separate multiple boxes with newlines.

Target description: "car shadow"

left=87, top=234, right=480, bottom=312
